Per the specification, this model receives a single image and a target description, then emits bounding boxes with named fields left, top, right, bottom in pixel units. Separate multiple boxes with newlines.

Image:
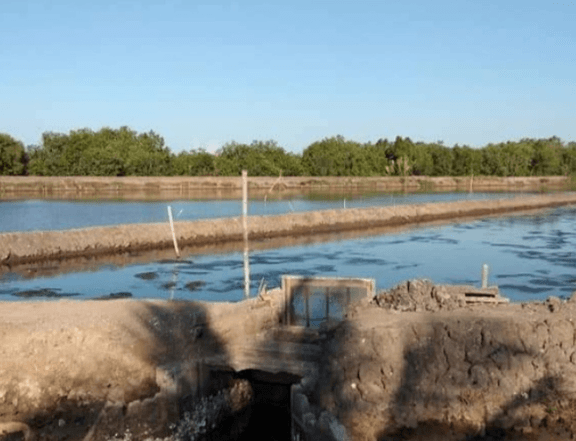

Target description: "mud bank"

left=0, top=293, right=286, bottom=441
left=2, top=193, right=576, bottom=267
left=0, top=176, right=571, bottom=199
left=3, top=283, right=576, bottom=440
left=0, top=212, right=488, bottom=281
left=311, top=281, right=576, bottom=440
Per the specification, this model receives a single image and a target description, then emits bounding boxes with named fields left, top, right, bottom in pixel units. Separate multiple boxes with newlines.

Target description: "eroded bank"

left=0, top=291, right=288, bottom=440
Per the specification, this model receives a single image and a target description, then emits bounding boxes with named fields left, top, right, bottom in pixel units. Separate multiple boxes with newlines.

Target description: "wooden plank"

left=465, top=296, right=509, bottom=304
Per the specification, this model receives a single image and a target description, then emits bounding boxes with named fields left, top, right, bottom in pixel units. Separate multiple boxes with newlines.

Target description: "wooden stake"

left=482, top=263, right=489, bottom=289
left=242, top=170, right=250, bottom=298
left=167, top=205, right=180, bottom=258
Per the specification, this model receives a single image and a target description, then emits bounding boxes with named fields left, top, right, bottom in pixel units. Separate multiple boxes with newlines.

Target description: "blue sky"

left=1, top=0, right=575, bottom=153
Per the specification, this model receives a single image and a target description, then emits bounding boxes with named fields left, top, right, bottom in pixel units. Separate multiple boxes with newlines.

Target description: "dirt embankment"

left=3, top=283, right=576, bottom=440
left=307, top=280, right=576, bottom=441
left=0, top=294, right=284, bottom=441
left=2, top=192, right=576, bottom=267
left=0, top=176, right=571, bottom=199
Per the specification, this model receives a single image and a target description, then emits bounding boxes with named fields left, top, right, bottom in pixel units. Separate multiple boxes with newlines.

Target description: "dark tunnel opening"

left=188, top=368, right=301, bottom=441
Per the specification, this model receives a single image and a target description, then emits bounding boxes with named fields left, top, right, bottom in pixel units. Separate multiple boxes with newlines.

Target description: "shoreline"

left=0, top=175, right=571, bottom=200
left=1, top=192, right=576, bottom=267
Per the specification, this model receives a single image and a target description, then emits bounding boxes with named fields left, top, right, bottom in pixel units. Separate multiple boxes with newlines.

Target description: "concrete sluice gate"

left=4, top=277, right=576, bottom=441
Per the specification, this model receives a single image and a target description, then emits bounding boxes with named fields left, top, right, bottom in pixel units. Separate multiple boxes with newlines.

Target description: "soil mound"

left=373, top=279, right=512, bottom=312
left=374, top=279, right=465, bottom=311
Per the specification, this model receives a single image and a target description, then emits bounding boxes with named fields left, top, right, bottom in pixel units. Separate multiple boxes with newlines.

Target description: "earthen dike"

left=2, top=282, right=576, bottom=440
left=2, top=191, right=576, bottom=440
left=2, top=192, right=576, bottom=267
left=0, top=175, right=570, bottom=198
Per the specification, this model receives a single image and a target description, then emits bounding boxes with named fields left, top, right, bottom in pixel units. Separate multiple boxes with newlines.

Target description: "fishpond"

left=0, top=191, right=527, bottom=232
left=1, top=204, right=575, bottom=306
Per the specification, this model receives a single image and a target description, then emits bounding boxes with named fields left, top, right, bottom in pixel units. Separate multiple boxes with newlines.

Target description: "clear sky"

left=1, top=0, right=575, bottom=153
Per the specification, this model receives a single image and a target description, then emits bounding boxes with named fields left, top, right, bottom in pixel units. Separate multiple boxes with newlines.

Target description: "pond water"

left=0, top=191, right=528, bottom=232
left=1, top=204, right=575, bottom=304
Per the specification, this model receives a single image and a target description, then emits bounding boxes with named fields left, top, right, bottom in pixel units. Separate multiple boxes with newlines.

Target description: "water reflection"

left=1, top=206, right=576, bottom=303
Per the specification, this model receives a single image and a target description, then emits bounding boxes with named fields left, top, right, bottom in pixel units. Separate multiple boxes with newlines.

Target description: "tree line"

left=1, top=127, right=576, bottom=177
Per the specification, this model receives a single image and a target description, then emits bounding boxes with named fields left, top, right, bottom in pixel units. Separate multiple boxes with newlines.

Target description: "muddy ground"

left=1, top=192, right=576, bottom=269
left=0, top=176, right=571, bottom=200
left=2, top=282, right=576, bottom=440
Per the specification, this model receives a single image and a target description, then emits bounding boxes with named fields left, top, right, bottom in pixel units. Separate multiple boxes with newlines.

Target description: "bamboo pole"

left=242, top=170, right=250, bottom=298
left=167, top=205, right=180, bottom=258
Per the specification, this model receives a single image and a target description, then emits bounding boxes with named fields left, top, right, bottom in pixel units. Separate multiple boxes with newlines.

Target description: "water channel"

left=0, top=190, right=525, bottom=232
left=1, top=191, right=575, bottom=305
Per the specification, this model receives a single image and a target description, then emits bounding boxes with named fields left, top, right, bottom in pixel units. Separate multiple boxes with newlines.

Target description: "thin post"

left=469, top=174, right=474, bottom=193
left=242, top=170, right=250, bottom=298
left=481, top=263, right=489, bottom=289
left=167, top=206, right=180, bottom=258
